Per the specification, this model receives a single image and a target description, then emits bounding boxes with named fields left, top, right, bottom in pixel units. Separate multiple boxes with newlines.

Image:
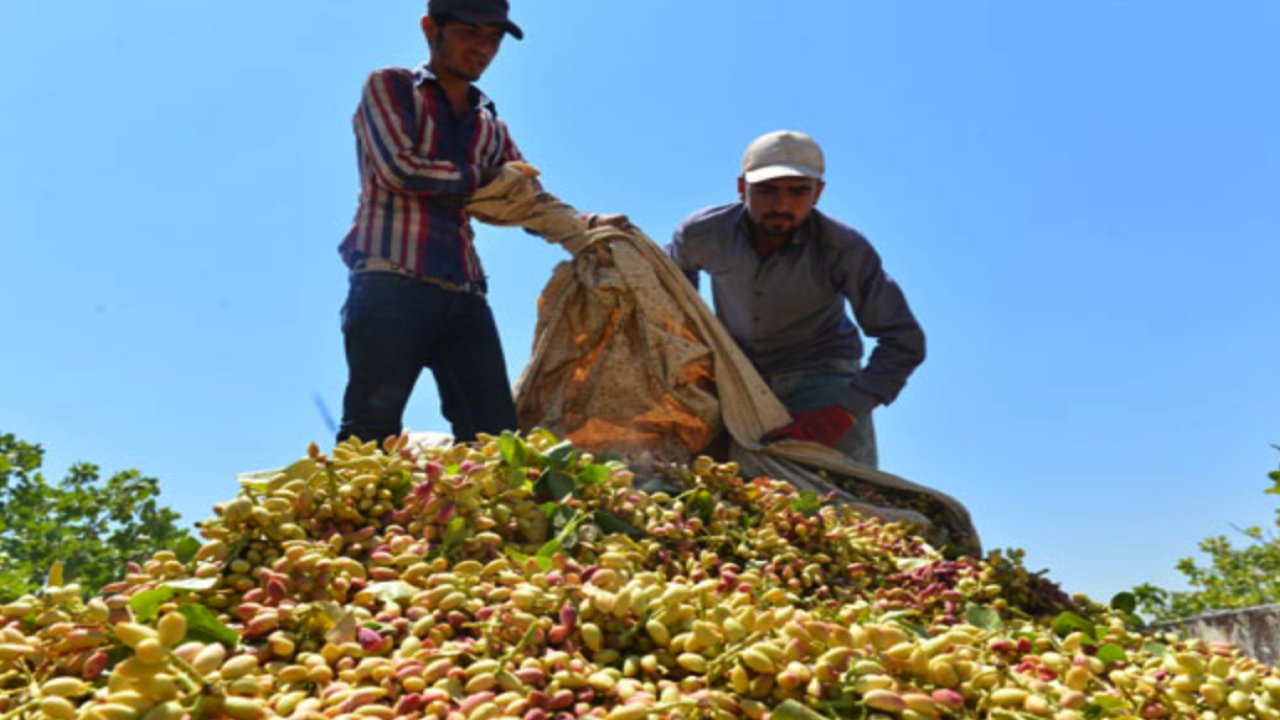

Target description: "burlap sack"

left=468, top=168, right=981, bottom=554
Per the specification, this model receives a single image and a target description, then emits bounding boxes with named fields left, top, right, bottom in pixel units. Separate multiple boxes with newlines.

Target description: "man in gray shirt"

left=667, top=130, right=925, bottom=468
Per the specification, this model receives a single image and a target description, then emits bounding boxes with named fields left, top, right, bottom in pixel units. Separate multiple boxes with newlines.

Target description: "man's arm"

left=666, top=223, right=702, bottom=290
left=839, top=242, right=927, bottom=413
left=354, top=70, right=479, bottom=196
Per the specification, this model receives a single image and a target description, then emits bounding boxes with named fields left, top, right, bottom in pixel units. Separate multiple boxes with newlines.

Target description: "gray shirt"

left=667, top=203, right=925, bottom=416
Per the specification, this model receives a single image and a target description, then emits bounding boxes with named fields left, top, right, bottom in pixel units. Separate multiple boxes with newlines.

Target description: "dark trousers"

left=337, top=272, right=518, bottom=446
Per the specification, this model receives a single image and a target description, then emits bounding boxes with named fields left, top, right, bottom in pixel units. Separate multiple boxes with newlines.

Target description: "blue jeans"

left=337, top=272, right=518, bottom=445
left=766, top=358, right=879, bottom=468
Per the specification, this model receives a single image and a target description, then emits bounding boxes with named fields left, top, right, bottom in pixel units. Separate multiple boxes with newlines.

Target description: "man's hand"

left=586, top=213, right=634, bottom=231
left=763, top=405, right=856, bottom=447
left=479, top=161, right=541, bottom=187
left=507, top=161, right=541, bottom=178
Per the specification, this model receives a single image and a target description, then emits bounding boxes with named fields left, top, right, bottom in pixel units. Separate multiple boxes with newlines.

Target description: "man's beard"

left=757, top=213, right=798, bottom=238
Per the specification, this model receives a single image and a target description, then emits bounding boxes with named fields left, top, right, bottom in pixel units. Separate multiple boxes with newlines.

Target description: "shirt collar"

left=413, top=63, right=496, bottom=114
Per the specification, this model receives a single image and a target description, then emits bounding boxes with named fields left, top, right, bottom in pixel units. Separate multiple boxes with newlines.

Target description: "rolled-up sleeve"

left=666, top=223, right=702, bottom=290
left=838, top=243, right=926, bottom=406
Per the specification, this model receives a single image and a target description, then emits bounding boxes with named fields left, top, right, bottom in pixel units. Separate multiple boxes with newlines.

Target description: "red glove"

left=763, top=405, right=856, bottom=447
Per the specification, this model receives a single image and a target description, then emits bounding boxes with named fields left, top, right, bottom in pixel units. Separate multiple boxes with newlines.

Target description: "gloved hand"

left=762, top=404, right=856, bottom=447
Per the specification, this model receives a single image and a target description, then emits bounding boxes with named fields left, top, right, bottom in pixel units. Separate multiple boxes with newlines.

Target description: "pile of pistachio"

left=1, top=431, right=1275, bottom=719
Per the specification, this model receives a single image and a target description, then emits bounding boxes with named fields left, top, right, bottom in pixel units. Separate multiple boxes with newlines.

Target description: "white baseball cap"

left=741, top=130, right=825, bottom=184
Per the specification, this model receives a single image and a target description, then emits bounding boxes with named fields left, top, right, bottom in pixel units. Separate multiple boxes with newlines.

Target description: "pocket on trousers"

left=341, top=273, right=416, bottom=331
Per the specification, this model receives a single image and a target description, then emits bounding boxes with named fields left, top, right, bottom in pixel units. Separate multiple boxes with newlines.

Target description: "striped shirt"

left=338, top=64, right=523, bottom=287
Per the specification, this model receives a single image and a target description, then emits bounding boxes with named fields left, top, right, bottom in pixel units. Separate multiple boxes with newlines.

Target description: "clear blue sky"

left=3, top=2, right=1277, bottom=605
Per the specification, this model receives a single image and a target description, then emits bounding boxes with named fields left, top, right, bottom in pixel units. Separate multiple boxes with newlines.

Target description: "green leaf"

left=366, top=580, right=417, bottom=604
left=545, top=504, right=581, bottom=548
left=1142, top=641, right=1169, bottom=657
left=536, top=512, right=583, bottom=570
left=542, top=441, right=577, bottom=469
left=442, top=516, right=467, bottom=553
left=325, top=610, right=359, bottom=644
left=498, top=431, right=528, bottom=467
left=1110, top=591, right=1137, bottom=614
left=308, top=602, right=345, bottom=634
left=537, top=470, right=576, bottom=502
left=389, top=474, right=413, bottom=505
left=533, top=540, right=559, bottom=571
left=128, top=577, right=219, bottom=623
left=1090, top=695, right=1125, bottom=712
left=163, top=577, right=218, bottom=592
left=1013, top=629, right=1041, bottom=644
left=592, top=510, right=645, bottom=540
left=174, top=536, right=203, bottom=564
left=690, top=489, right=716, bottom=520
left=177, top=603, right=240, bottom=647
left=894, top=557, right=931, bottom=572
left=504, top=464, right=527, bottom=491
left=236, top=474, right=274, bottom=493
left=129, top=587, right=177, bottom=623
left=1096, top=643, right=1128, bottom=664
left=548, top=503, right=578, bottom=537
left=905, top=621, right=931, bottom=639
left=576, top=464, right=611, bottom=486
left=525, top=427, right=560, bottom=448
left=1051, top=611, right=1098, bottom=641
left=879, top=609, right=921, bottom=624
left=283, top=458, right=319, bottom=480
left=790, top=489, right=822, bottom=516
left=964, top=604, right=1003, bottom=631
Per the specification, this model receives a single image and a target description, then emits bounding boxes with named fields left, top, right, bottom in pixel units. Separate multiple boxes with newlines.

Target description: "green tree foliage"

left=0, top=432, right=195, bottom=602
left=1133, top=453, right=1280, bottom=621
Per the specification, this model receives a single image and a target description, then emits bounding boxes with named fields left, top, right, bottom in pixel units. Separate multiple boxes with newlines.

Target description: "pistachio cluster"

left=0, top=431, right=1275, bottom=719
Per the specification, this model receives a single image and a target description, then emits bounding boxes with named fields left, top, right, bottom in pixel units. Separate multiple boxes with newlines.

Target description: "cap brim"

left=452, top=11, right=524, bottom=39
left=743, top=163, right=822, bottom=184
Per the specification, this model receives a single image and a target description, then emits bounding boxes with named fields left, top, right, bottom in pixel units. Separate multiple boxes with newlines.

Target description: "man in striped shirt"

left=336, top=0, right=599, bottom=446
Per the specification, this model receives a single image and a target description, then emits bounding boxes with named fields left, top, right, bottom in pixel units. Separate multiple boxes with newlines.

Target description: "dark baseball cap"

left=427, top=0, right=523, bottom=39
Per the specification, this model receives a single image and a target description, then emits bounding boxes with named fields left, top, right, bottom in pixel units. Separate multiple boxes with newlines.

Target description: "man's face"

left=739, top=176, right=825, bottom=239
left=423, top=17, right=505, bottom=83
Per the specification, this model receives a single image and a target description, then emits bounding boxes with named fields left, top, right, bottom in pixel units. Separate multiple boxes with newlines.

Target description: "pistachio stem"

left=499, top=622, right=541, bottom=666
left=166, top=646, right=209, bottom=692
left=0, top=699, right=36, bottom=720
